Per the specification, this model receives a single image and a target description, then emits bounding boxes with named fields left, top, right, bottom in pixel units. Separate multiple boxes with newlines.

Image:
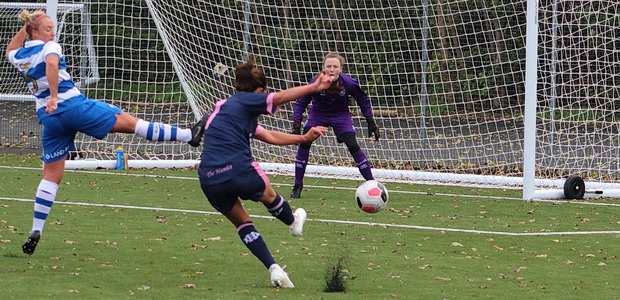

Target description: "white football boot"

left=288, top=208, right=307, bottom=236
left=269, top=264, right=295, bottom=288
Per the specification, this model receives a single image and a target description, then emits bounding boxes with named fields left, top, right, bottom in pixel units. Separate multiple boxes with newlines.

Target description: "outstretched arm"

left=273, top=73, right=333, bottom=106
left=6, top=27, right=27, bottom=58
left=255, top=126, right=328, bottom=146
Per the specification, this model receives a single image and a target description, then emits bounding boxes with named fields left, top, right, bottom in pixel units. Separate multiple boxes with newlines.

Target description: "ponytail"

left=18, top=10, right=47, bottom=38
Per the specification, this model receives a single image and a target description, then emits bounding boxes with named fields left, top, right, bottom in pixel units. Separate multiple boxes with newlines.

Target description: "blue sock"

left=237, top=222, right=276, bottom=269
left=265, top=193, right=294, bottom=225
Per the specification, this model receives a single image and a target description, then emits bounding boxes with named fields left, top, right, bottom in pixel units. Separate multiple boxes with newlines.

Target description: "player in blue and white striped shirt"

left=6, top=10, right=207, bottom=256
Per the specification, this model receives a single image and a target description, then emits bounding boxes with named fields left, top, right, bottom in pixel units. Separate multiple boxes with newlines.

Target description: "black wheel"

left=564, top=175, right=585, bottom=199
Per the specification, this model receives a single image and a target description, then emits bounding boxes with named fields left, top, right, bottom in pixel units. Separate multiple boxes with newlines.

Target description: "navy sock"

left=265, top=193, right=295, bottom=225
left=237, top=222, right=276, bottom=269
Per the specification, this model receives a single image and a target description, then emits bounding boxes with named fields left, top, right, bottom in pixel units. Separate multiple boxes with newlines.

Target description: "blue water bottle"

left=116, top=147, right=127, bottom=170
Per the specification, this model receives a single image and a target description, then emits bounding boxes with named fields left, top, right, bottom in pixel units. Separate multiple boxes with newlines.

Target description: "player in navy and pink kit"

left=7, top=10, right=206, bottom=256
left=198, top=59, right=333, bottom=288
left=290, top=53, right=380, bottom=198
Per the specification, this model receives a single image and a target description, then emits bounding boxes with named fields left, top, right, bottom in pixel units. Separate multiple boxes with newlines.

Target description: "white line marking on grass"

left=0, top=166, right=199, bottom=180
left=2, top=196, right=619, bottom=236
left=4, top=165, right=620, bottom=209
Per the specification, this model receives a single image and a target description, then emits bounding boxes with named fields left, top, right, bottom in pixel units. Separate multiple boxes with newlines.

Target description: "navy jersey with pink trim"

left=198, top=92, right=279, bottom=185
left=292, top=72, right=372, bottom=120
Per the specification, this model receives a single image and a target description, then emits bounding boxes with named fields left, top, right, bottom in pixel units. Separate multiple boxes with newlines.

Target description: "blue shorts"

left=305, top=111, right=355, bottom=142
left=38, top=98, right=121, bottom=162
left=200, top=163, right=270, bottom=214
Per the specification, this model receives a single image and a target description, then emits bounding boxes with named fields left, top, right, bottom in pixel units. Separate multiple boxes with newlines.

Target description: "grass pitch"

left=1, top=153, right=619, bottom=299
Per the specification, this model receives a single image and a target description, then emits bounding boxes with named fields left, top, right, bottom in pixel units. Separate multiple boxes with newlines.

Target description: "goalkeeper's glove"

left=366, top=116, right=380, bottom=141
left=291, top=120, right=302, bottom=135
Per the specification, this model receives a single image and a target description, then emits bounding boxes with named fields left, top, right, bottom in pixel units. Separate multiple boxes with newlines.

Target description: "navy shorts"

left=305, top=111, right=355, bottom=143
left=200, top=162, right=270, bottom=214
left=38, top=98, right=121, bottom=162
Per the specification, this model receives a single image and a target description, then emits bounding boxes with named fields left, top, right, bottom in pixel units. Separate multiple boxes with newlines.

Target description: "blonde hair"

left=18, top=9, right=47, bottom=37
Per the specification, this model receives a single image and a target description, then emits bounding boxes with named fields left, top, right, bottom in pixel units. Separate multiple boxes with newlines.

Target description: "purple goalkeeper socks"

left=294, top=147, right=310, bottom=185
left=352, top=148, right=374, bottom=181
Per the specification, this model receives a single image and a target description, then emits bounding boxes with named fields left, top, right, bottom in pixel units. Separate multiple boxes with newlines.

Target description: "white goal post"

left=3, top=0, right=620, bottom=199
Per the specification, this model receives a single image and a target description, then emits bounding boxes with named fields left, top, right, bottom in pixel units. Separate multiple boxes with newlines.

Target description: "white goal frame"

left=5, top=0, right=620, bottom=200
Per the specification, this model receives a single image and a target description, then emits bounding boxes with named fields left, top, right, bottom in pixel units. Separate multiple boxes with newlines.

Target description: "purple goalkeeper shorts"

left=304, top=111, right=355, bottom=143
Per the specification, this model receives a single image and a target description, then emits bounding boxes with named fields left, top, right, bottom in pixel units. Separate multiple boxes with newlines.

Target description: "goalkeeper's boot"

left=188, top=114, right=208, bottom=147
left=269, top=264, right=295, bottom=288
left=290, top=184, right=303, bottom=198
left=288, top=208, right=307, bottom=237
left=22, top=230, right=41, bottom=255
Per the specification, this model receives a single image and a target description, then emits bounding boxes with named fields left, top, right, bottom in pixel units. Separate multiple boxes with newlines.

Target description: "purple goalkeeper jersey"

left=292, top=72, right=373, bottom=120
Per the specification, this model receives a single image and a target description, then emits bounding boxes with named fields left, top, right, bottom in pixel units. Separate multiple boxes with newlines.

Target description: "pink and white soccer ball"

left=355, top=180, right=389, bottom=213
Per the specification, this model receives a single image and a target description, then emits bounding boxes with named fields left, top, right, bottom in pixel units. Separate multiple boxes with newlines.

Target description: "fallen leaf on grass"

left=435, top=277, right=451, bottom=281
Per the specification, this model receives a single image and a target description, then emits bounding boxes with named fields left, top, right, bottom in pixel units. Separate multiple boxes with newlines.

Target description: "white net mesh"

left=2, top=0, right=620, bottom=192
left=536, top=0, right=620, bottom=188
left=145, top=0, right=528, bottom=186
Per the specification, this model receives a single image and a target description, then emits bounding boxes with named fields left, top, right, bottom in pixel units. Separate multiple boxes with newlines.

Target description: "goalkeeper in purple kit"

left=290, top=53, right=379, bottom=198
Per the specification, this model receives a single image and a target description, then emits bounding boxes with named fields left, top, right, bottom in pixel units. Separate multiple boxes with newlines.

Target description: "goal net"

left=143, top=0, right=531, bottom=187
left=3, top=0, right=619, bottom=198
left=530, top=0, right=620, bottom=197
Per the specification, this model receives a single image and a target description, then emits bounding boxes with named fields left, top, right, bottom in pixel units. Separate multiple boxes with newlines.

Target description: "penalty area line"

left=2, top=197, right=619, bottom=236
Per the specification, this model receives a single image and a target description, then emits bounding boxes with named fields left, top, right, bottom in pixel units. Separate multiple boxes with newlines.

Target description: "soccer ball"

left=355, top=180, right=389, bottom=213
